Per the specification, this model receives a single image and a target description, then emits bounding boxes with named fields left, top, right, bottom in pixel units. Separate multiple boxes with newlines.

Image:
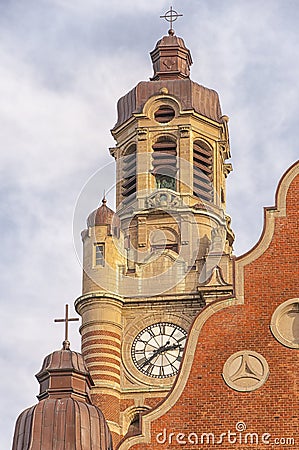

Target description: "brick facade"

left=119, top=161, right=299, bottom=449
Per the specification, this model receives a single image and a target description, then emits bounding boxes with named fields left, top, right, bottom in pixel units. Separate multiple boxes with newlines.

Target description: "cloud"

left=1, top=1, right=298, bottom=447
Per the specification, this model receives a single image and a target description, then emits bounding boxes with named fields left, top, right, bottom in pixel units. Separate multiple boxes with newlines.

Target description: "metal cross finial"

left=54, top=304, right=79, bottom=350
left=160, top=6, right=183, bottom=35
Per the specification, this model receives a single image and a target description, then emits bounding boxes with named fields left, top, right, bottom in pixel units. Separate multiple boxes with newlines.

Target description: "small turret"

left=12, top=307, right=113, bottom=450
left=150, top=30, right=193, bottom=80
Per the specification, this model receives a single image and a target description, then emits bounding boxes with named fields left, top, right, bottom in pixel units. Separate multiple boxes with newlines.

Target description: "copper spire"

left=54, top=304, right=79, bottom=350
left=150, top=24, right=192, bottom=80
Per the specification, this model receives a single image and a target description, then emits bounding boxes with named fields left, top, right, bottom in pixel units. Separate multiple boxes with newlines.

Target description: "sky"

left=1, top=0, right=298, bottom=447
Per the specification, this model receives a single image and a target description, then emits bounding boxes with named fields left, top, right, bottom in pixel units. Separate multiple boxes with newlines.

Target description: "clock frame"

left=131, top=322, right=187, bottom=378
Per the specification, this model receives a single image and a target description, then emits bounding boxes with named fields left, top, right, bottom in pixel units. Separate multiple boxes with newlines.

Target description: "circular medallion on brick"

left=270, top=298, right=299, bottom=348
left=222, top=350, right=269, bottom=392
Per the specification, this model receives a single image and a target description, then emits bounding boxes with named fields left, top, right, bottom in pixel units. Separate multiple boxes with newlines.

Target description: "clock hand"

left=163, top=343, right=180, bottom=352
left=139, top=352, right=158, bottom=368
left=156, top=340, right=170, bottom=353
left=139, top=341, right=171, bottom=368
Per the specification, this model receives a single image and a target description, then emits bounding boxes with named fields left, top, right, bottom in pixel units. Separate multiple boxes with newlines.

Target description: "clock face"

left=131, top=322, right=187, bottom=378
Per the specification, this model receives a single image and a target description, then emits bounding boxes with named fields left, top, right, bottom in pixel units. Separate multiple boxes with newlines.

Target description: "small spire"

left=54, top=304, right=79, bottom=350
left=160, top=6, right=183, bottom=35
left=102, top=190, right=107, bottom=205
left=151, top=10, right=192, bottom=81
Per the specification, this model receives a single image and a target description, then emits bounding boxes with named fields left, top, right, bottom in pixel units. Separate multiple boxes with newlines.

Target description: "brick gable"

left=119, top=161, right=299, bottom=449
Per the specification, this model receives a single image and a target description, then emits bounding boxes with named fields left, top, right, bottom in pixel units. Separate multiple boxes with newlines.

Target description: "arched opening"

left=152, top=137, right=177, bottom=191
left=125, top=406, right=151, bottom=437
left=193, top=140, right=213, bottom=202
left=122, top=144, right=136, bottom=201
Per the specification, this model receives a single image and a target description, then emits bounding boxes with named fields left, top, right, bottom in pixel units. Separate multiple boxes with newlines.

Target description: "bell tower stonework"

left=75, top=27, right=234, bottom=446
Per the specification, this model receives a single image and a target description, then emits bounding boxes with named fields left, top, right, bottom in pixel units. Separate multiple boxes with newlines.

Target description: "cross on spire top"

left=160, top=6, right=183, bottom=35
left=54, top=304, right=79, bottom=350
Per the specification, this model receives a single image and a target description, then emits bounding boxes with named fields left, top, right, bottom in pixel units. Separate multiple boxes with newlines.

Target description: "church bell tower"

left=75, top=14, right=234, bottom=446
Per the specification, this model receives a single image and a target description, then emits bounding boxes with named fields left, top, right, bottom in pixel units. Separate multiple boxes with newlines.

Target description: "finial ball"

left=63, top=340, right=71, bottom=350
left=221, top=115, right=229, bottom=123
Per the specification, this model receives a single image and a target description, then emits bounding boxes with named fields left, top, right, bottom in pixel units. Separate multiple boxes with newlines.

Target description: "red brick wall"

left=123, top=166, right=299, bottom=449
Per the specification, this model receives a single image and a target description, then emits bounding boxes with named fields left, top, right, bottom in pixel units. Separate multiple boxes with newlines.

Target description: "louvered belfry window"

left=152, top=138, right=177, bottom=191
left=154, top=105, right=175, bottom=123
left=122, top=144, right=136, bottom=200
left=193, top=140, right=213, bottom=202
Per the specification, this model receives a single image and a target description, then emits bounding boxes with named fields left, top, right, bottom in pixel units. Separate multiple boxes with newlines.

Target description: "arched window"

left=122, top=144, right=136, bottom=201
left=125, top=406, right=151, bottom=437
left=152, top=137, right=177, bottom=191
left=193, top=140, right=213, bottom=202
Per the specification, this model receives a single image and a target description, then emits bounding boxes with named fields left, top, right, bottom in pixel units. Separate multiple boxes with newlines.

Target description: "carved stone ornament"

left=223, top=162, right=233, bottom=178
left=146, top=190, right=182, bottom=209
left=179, top=125, right=190, bottom=138
left=222, top=350, right=269, bottom=392
left=137, top=128, right=148, bottom=140
left=270, top=298, right=299, bottom=348
left=210, top=225, right=226, bottom=253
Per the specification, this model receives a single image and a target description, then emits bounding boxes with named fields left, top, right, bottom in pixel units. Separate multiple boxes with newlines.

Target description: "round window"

left=154, top=106, right=175, bottom=123
left=270, top=299, right=299, bottom=348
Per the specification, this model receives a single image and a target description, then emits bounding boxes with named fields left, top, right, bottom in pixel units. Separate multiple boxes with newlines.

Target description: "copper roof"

left=35, top=348, right=94, bottom=402
left=87, top=198, right=120, bottom=229
left=150, top=32, right=193, bottom=80
left=112, top=32, right=222, bottom=131
left=12, top=347, right=113, bottom=450
left=38, top=347, right=88, bottom=373
left=112, top=79, right=222, bottom=130
left=12, top=398, right=112, bottom=450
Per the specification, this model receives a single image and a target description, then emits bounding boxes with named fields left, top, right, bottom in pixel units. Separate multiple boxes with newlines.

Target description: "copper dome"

left=12, top=398, right=112, bottom=450
left=35, top=347, right=94, bottom=403
left=112, top=31, right=222, bottom=132
left=87, top=198, right=120, bottom=229
left=37, top=347, right=88, bottom=373
left=154, top=33, right=189, bottom=49
left=12, top=347, right=113, bottom=450
left=113, top=79, right=222, bottom=130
